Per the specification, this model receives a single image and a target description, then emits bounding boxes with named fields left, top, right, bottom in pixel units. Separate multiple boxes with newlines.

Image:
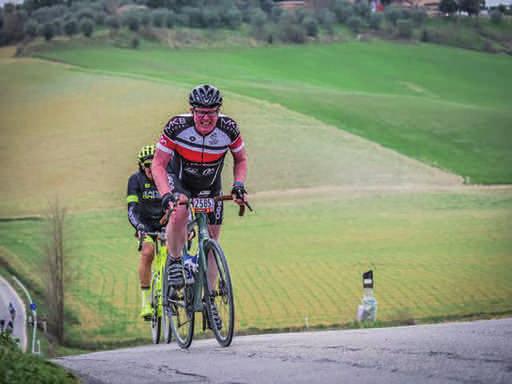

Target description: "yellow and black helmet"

left=137, top=144, right=155, bottom=164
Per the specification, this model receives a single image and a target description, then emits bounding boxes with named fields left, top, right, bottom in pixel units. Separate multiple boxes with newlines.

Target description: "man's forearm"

left=233, top=158, right=247, bottom=183
left=232, top=148, right=248, bottom=184
left=152, top=149, right=172, bottom=196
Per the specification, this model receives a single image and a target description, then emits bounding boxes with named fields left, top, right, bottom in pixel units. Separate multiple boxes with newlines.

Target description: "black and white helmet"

left=189, top=84, right=223, bottom=108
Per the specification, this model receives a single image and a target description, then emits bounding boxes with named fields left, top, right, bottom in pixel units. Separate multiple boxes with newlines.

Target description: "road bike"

left=138, top=230, right=172, bottom=344
left=164, top=195, right=248, bottom=348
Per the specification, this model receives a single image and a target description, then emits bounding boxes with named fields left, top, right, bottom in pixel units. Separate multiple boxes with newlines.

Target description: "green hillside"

left=36, top=41, right=512, bottom=184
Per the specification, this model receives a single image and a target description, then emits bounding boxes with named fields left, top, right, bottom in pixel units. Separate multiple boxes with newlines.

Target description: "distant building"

left=275, top=0, right=333, bottom=9
left=276, top=0, right=305, bottom=10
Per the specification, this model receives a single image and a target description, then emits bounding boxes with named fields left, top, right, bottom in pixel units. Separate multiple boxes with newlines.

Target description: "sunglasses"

left=193, top=108, right=219, bottom=117
left=143, top=162, right=152, bottom=169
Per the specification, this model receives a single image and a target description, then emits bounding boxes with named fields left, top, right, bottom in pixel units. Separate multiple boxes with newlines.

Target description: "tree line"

left=0, top=0, right=509, bottom=47
left=0, top=0, right=429, bottom=46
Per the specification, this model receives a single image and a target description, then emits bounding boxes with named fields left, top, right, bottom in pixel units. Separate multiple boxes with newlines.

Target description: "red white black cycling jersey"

left=156, top=114, right=244, bottom=192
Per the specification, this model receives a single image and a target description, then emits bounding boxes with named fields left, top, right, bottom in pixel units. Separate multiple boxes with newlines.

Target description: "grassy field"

left=0, top=55, right=460, bottom=216
left=1, top=188, right=511, bottom=345
left=34, top=40, right=512, bottom=184
left=0, top=42, right=511, bottom=347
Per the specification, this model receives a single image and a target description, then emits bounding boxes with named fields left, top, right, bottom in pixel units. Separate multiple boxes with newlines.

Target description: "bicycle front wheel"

left=203, top=240, right=235, bottom=347
left=166, top=259, right=194, bottom=348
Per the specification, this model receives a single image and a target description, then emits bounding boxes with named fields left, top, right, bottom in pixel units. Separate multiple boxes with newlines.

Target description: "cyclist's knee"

left=170, top=205, right=188, bottom=226
left=140, top=243, right=154, bottom=261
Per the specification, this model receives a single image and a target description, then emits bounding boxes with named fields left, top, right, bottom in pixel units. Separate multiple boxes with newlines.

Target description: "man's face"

left=142, top=161, right=153, bottom=180
left=192, top=106, right=219, bottom=135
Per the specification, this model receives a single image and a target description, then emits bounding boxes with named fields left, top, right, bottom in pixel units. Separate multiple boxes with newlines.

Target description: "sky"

left=1, top=0, right=24, bottom=6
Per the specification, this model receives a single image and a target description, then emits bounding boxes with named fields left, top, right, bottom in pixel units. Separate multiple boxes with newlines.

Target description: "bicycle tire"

left=167, top=258, right=195, bottom=348
left=203, top=240, right=235, bottom=347
left=150, top=273, right=161, bottom=344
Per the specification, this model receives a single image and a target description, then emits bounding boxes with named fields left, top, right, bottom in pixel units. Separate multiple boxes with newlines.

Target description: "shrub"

left=52, top=19, right=62, bottom=35
left=369, top=13, right=383, bottom=30
left=24, top=19, right=39, bottom=38
left=124, top=13, right=140, bottom=32
left=80, top=19, right=94, bottom=38
left=303, top=16, right=319, bottom=37
left=420, top=28, right=429, bottom=42
left=316, top=8, right=336, bottom=26
left=106, top=16, right=120, bottom=30
left=41, top=22, right=54, bottom=41
left=166, top=10, right=176, bottom=28
left=77, top=8, right=95, bottom=22
left=181, top=7, right=202, bottom=28
left=151, top=9, right=167, bottom=27
left=459, top=0, right=480, bottom=16
left=224, top=7, right=242, bottom=29
left=140, top=11, right=151, bottom=27
left=411, top=7, right=427, bottom=25
left=347, top=15, right=363, bottom=33
left=333, top=3, right=354, bottom=23
left=249, top=8, right=267, bottom=29
left=439, top=0, right=458, bottom=15
left=270, top=6, right=283, bottom=22
left=354, top=2, right=371, bottom=19
left=261, top=0, right=274, bottom=14
left=490, top=9, right=503, bottom=24
left=277, top=22, right=306, bottom=43
left=175, top=12, right=190, bottom=27
left=202, top=8, right=221, bottom=28
left=396, top=19, right=412, bottom=38
left=94, top=11, right=106, bottom=26
left=384, top=5, right=403, bottom=26
left=63, top=19, right=78, bottom=37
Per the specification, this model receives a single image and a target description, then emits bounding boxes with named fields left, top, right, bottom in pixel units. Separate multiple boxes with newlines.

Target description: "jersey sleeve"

left=127, top=173, right=140, bottom=204
left=156, top=115, right=188, bottom=154
left=221, top=117, right=245, bottom=153
left=127, top=174, right=141, bottom=229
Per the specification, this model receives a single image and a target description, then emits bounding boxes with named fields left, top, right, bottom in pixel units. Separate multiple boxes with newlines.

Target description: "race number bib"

left=191, top=198, right=215, bottom=213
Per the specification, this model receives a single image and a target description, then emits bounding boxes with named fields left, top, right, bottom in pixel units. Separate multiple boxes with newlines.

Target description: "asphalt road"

left=55, top=318, right=512, bottom=384
left=0, top=275, right=27, bottom=351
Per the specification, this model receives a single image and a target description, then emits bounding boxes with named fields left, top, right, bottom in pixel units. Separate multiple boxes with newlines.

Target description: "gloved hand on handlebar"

left=136, top=223, right=146, bottom=238
left=231, top=181, right=248, bottom=206
left=161, top=192, right=178, bottom=210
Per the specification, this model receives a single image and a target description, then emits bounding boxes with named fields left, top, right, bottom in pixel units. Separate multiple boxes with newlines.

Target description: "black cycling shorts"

left=167, top=173, right=224, bottom=225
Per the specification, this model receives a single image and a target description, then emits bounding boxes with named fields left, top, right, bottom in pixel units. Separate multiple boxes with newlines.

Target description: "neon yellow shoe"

left=139, top=289, right=152, bottom=320
left=139, top=303, right=152, bottom=320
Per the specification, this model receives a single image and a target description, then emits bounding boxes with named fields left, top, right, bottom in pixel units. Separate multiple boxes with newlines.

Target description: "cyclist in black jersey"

left=127, top=144, right=164, bottom=319
left=152, top=84, right=249, bottom=290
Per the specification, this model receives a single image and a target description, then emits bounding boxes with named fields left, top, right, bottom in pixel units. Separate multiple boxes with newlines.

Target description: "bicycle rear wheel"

left=203, top=240, right=234, bottom=347
left=162, top=308, right=172, bottom=343
left=161, top=278, right=172, bottom=344
left=150, top=273, right=161, bottom=344
left=166, top=259, right=195, bottom=348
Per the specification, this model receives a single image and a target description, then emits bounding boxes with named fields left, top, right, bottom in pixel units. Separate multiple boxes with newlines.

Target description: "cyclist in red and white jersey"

left=152, top=84, right=248, bottom=289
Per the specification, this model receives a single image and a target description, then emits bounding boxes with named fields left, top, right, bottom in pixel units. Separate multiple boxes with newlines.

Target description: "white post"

left=12, top=275, right=38, bottom=355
